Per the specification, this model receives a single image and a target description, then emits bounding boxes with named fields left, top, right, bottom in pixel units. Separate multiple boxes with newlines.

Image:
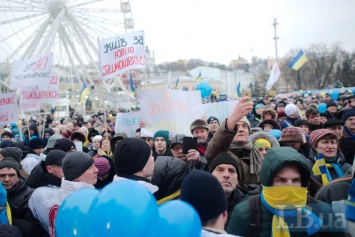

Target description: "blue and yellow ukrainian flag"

left=175, top=77, right=180, bottom=90
left=235, top=81, right=242, bottom=98
left=79, top=83, right=90, bottom=105
left=197, top=71, right=203, bottom=83
left=289, top=50, right=308, bottom=70
left=129, top=71, right=135, bottom=93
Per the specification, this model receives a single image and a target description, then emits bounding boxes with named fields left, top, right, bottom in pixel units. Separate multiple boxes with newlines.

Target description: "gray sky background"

left=130, top=0, right=355, bottom=65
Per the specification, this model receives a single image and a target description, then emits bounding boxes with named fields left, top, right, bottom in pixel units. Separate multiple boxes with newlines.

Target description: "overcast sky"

left=130, top=0, right=355, bottom=65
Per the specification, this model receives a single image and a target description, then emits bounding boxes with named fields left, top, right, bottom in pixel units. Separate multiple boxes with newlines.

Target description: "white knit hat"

left=284, top=104, right=298, bottom=117
left=93, top=135, right=103, bottom=142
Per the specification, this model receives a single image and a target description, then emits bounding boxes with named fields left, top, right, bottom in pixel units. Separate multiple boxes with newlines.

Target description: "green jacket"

left=227, top=147, right=345, bottom=237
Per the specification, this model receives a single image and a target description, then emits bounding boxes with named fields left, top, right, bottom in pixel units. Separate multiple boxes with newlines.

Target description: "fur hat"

left=190, top=119, right=209, bottom=133
left=113, top=138, right=151, bottom=175
left=62, top=151, right=94, bottom=181
left=262, top=108, right=277, bottom=120
left=258, top=119, right=281, bottom=130
left=28, top=137, right=46, bottom=149
left=153, top=130, right=170, bottom=146
left=181, top=170, right=226, bottom=223
left=71, top=132, right=86, bottom=143
left=88, top=129, right=100, bottom=143
left=284, top=104, right=298, bottom=117
left=309, top=129, right=336, bottom=150
left=279, top=127, right=304, bottom=144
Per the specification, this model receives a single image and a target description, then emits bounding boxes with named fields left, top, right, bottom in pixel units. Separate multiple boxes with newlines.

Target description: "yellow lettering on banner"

left=147, top=100, right=189, bottom=115
left=149, top=120, right=190, bottom=133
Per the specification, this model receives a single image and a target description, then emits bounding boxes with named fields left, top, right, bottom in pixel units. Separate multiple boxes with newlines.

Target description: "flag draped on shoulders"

left=266, top=62, right=281, bottom=90
left=289, top=50, right=308, bottom=70
left=79, top=83, right=90, bottom=105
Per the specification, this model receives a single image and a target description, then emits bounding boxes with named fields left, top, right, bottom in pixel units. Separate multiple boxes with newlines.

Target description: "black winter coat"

left=25, top=161, right=61, bottom=189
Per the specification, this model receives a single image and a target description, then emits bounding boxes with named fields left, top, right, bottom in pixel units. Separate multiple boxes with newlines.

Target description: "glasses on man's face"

left=171, top=146, right=183, bottom=151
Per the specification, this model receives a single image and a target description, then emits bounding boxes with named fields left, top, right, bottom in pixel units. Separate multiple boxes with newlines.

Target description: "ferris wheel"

left=0, top=0, right=135, bottom=104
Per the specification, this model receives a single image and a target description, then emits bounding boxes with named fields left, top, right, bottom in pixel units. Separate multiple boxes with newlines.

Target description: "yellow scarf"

left=262, top=185, right=308, bottom=237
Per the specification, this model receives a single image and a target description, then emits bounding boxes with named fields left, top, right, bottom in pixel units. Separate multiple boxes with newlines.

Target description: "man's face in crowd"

left=154, top=137, right=167, bottom=153
left=209, top=121, right=219, bottom=134
left=93, top=139, right=101, bottom=149
left=76, top=164, right=98, bottom=185
left=171, top=143, right=186, bottom=162
left=320, top=116, right=328, bottom=124
left=46, top=165, right=64, bottom=179
left=212, top=164, right=238, bottom=197
left=298, top=125, right=309, bottom=135
left=328, top=125, right=343, bottom=140
left=272, top=165, right=302, bottom=187
left=307, top=114, right=320, bottom=125
left=0, top=167, right=19, bottom=190
left=192, top=128, right=208, bottom=144
left=1, top=135, right=11, bottom=141
left=233, top=122, right=249, bottom=143
left=327, top=106, right=337, bottom=114
left=345, top=116, right=355, bottom=131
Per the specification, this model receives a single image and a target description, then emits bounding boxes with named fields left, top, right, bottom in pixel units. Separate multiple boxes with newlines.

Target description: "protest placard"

left=10, top=52, right=53, bottom=89
left=0, top=92, right=18, bottom=125
left=140, top=89, right=202, bottom=137
left=114, top=111, right=142, bottom=137
left=99, top=31, right=145, bottom=80
left=202, top=100, right=238, bottom=123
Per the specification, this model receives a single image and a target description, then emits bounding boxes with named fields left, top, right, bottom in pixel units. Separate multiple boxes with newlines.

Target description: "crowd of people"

left=0, top=91, right=354, bottom=236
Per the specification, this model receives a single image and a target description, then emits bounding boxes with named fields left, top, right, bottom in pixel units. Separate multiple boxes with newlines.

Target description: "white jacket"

left=113, top=175, right=159, bottom=194
left=21, top=153, right=45, bottom=174
left=29, top=179, right=95, bottom=236
left=201, top=228, right=240, bottom=237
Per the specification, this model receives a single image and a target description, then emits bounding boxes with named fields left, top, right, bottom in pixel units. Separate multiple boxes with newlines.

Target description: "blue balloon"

left=331, top=90, right=340, bottom=101
left=269, top=129, right=281, bottom=140
left=56, top=188, right=99, bottom=237
left=317, top=103, right=327, bottom=113
left=196, top=81, right=212, bottom=98
left=156, top=200, right=201, bottom=237
left=86, top=180, right=159, bottom=237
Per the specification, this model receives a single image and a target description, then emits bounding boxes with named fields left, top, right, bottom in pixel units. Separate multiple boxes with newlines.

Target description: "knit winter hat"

left=181, top=170, right=227, bottom=223
left=341, top=109, right=355, bottom=122
left=1, top=131, right=12, bottom=139
left=209, top=152, right=239, bottom=176
left=0, top=158, right=20, bottom=175
left=28, top=137, right=46, bottom=149
left=0, top=147, right=23, bottom=164
left=114, top=138, right=151, bottom=175
left=45, top=150, right=66, bottom=166
left=239, top=116, right=251, bottom=131
left=153, top=130, right=170, bottom=146
left=254, top=138, right=271, bottom=149
left=255, top=104, right=265, bottom=110
left=46, top=134, right=63, bottom=149
left=62, top=151, right=94, bottom=181
left=54, top=138, right=76, bottom=152
left=309, top=129, right=336, bottom=150
left=326, top=101, right=337, bottom=109
left=190, top=119, right=209, bottom=134
left=279, top=127, right=304, bottom=143
left=207, top=116, right=220, bottom=125
left=277, top=111, right=287, bottom=118
left=284, top=104, right=298, bottom=117
left=92, top=135, right=103, bottom=142
left=94, top=157, right=110, bottom=178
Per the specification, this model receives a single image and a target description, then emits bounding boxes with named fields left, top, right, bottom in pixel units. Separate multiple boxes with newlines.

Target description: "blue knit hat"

left=153, top=130, right=170, bottom=146
left=341, top=109, right=355, bottom=122
left=28, top=137, right=46, bottom=149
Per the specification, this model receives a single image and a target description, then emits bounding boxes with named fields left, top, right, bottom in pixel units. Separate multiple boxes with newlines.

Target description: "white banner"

left=0, top=92, right=18, bottom=125
left=99, top=31, right=145, bottom=80
left=20, top=73, right=59, bottom=103
left=114, top=111, right=142, bottom=137
left=10, top=52, right=53, bottom=89
left=202, top=100, right=238, bottom=124
left=140, top=89, right=203, bottom=137
left=19, top=101, right=41, bottom=112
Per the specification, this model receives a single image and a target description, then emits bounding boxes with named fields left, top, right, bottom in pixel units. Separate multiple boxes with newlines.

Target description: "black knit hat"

left=341, top=109, right=355, bottom=122
left=0, top=147, right=23, bottom=164
left=326, top=101, right=337, bottom=109
left=114, top=138, right=151, bottom=175
left=62, top=151, right=94, bottom=181
left=181, top=170, right=227, bottom=223
left=1, top=131, right=12, bottom=139
left=324, top=119, right=345, bottom=128
left=45, top=150, right=67, bottom=166
left=0, top=157, right=20, bottom=175
left=54, top=138, right=76, bottom=152
left=190, top=119, right=209, bottom=133
left=28, top=137, right=46, bottom=149
left=209, top=152, right=239, bottom=177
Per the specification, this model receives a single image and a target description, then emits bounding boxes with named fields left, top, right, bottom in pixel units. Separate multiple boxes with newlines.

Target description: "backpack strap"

left=248, top=194, right=261, bottom=237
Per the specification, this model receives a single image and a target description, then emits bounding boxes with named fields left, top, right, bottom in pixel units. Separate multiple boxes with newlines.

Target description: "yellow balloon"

left=320, top=92, right=325, bottom=97
left=342, top=86, right=345, bottom=89
left=299, top=90, right=303, bottom=93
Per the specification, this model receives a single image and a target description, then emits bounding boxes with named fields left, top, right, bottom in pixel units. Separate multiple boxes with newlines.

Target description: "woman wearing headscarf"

left=249, top=132, right=280, bottom=158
